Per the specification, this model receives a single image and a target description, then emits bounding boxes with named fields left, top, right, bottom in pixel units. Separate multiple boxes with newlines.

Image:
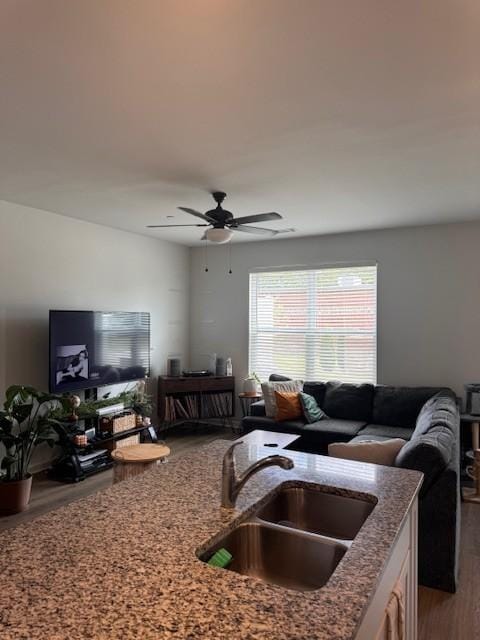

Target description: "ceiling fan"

left=147, top=191, right=294, bottom=243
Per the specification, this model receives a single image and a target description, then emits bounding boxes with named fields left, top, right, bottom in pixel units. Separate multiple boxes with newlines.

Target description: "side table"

left=111, top=443, right=170, bottom=483
left=238, top=393, right=262, bottom=417
left=461, top=414, right=480, bottom=503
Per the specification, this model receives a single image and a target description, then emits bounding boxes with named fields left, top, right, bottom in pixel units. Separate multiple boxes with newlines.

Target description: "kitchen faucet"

left=221, top=441, right=294, bottom=509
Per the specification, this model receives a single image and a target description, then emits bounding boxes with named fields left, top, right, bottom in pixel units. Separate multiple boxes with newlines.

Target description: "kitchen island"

left=0, top=440, right=422, bottom=640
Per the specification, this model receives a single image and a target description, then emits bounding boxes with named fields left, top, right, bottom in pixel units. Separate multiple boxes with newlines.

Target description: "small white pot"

left=243, top=379, right=259, bottom=395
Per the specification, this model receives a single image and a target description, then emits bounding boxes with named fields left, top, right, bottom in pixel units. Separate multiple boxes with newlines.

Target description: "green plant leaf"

left=18, top=430, right=33, bottom=441
left=0, top=415, right=13, bottom=432
left=0, top=434, right=20, bottom=447
left=36, top=436, right=57, bottom=448
left=4, top=385, right=23, bottom=409
left=12, top=403, right=34, bottom=424
left=1, top=455, right=16, bottom=469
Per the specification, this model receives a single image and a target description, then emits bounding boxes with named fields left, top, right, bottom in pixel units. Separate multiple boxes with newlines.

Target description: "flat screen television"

left=49, top=310, right=150, bottom=393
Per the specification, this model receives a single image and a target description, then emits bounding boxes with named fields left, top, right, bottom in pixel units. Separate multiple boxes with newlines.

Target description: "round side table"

left=111, top=443, right=170, bottom=484
left=238, top=393, right=262, bottom=417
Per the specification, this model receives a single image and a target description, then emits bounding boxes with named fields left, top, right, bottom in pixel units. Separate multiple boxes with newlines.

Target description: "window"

left=249, top=264, right=377, bottom=383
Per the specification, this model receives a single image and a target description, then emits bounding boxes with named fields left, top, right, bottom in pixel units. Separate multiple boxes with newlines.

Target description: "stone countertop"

left=0, top=440, right=422, bottom=640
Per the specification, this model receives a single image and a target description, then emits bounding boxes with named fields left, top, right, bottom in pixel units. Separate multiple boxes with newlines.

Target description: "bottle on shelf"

left=208, top=353, right=217, bottom=375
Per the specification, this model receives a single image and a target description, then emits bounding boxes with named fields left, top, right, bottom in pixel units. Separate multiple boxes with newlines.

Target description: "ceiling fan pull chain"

left=204, top=236, right=209, bottom=272
left=228, top=238, right=232, bottom=274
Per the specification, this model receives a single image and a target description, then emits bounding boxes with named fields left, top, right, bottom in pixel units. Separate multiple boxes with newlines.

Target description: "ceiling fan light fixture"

left=205, top=227, right=232, bottom=244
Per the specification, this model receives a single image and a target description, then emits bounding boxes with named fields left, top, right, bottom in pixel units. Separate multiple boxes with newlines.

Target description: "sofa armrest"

left=249, top=400, right=266, bottom=417
left=418, top=465, right=460, bottom=592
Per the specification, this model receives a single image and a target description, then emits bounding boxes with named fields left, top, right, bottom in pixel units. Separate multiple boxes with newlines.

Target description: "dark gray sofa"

left=241, top=375, right=460, bottom=592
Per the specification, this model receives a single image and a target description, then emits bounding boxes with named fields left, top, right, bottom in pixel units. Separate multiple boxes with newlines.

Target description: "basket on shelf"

left=112, top=411, right=137, bottom=433
left=99, top=411, right=137, bottom=434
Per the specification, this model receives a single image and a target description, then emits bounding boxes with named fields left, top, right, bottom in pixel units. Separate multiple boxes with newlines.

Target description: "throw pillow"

left=328, top=438, right=407, bottom=466
left=275, top=391, right=302, bottom=421
left=299, top=392, right=327, bottom=423
left=261, top=379, right=303, bottom=417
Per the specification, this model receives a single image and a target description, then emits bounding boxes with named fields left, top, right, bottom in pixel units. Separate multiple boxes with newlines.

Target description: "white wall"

left=190, top=221, right=480, bottom=400
left=0, top=200, right=190, bottom=468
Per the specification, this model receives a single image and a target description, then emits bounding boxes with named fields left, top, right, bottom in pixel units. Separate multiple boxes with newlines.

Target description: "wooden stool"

left=111, top=443, right=170, bottom=483
left=464, top=448, right=480, bottom=504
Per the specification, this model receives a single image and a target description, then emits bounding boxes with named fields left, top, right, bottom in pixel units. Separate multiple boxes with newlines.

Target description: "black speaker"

left=167, top=357, right=181, bottom=377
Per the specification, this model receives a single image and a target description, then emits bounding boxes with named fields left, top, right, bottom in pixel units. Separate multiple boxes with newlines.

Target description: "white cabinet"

left=373, top=551, right=409, bottom=640
left=355, top=497, right=418, bottom=640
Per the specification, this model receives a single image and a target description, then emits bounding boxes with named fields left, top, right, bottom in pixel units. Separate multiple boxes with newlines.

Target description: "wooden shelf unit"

left=158, top=376, right=235, bottom=429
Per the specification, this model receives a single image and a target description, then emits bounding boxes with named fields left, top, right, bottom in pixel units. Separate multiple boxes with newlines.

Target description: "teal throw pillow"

left=299, top=392, right=328, bottom=423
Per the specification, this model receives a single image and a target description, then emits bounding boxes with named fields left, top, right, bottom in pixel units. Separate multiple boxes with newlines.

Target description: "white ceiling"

left=0, top=0, right=479, bottom=246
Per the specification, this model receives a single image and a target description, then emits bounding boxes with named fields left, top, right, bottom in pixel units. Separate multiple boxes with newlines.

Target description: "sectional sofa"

left=241, top=375, right=461, bottom=592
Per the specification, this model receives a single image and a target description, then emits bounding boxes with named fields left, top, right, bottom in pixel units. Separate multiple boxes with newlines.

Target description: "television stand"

left=49, top=420, right=158, bottom=483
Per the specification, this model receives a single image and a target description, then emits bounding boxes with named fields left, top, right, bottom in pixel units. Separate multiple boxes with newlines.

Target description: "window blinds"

left=249, top=265, right=377, bottom=384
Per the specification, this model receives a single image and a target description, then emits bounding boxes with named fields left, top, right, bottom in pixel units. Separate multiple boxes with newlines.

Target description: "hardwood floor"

left=1, top=428, right=478, bottom=639
left=418, top=501, right=480, bottom=639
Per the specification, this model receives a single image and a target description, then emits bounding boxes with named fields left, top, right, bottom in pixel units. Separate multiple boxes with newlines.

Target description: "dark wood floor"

left=0, top=428, right=477, bottom=639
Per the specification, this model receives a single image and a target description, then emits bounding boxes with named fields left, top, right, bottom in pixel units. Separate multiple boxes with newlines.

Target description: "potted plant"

left=243, top=372, right=261, bottom=396
left=0, top=385, right=69, bottom=515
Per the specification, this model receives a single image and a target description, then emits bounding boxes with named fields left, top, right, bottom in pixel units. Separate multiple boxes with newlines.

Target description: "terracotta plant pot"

left=0, top=475, right=32, bottom=515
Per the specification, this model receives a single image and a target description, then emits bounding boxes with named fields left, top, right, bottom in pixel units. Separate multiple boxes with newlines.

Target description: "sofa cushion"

left=357, top=424, right=414, bottom=441
left=302, top=381, right=327, bottom=408
left=415, top=392, right=458, bottom=437
left=299, top=392, right=328, bottom=423
left=269, top=373, right=292, bottom=382
left=302, top=418, right=366, bottom=438
left=261, top=380, right=303, bottom=417
left=241, top=415, right=306, bottom=434
left=351, top=434, right=393, bottom=443
left=323, top=381, right=374, bottom=422
left=329, top=438, right=406, bottom=466
left=249, top=400, right=266, bottom=417
left=395, top=425, right=454, bottom=493
left=372, top=386, right=451, bottom=429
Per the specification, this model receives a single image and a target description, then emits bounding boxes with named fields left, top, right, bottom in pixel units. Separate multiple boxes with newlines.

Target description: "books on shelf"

left=163, top=392, right=233, bottom=422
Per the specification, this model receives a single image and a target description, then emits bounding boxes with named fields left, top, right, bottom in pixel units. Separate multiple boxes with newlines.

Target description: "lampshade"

left=205, top=227, right=233, bottom=244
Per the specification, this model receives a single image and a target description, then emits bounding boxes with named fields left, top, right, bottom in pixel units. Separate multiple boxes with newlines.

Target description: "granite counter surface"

left=0, top=440, right=422, bottom=640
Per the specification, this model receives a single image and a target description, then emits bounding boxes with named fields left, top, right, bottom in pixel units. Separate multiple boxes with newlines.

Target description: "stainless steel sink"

left=256, top=486, right=375, bottom=540
left=200, top=521, right=347, bottom=591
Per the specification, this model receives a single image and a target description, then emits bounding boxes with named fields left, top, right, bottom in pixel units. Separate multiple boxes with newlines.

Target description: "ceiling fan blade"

left=178, top=206, right=215, bottom=222
left=230, top=212, right=282, bottom=225
left=233, top=225, right=279, bottom=236
left=146, top=224, right=209, bottom=228
left=273, top=227, right=296, bottom=234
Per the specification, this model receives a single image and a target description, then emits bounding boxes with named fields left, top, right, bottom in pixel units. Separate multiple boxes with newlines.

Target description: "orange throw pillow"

left=275, top=390, right=302, bottom=421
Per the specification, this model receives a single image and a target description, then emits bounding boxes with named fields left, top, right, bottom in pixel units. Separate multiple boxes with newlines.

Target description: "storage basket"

left=112, top=411, right=137, bottom=434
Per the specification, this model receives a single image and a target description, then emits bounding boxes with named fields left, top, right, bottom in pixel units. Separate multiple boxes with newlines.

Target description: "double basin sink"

left=199, top=484, right=376, bottom=592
